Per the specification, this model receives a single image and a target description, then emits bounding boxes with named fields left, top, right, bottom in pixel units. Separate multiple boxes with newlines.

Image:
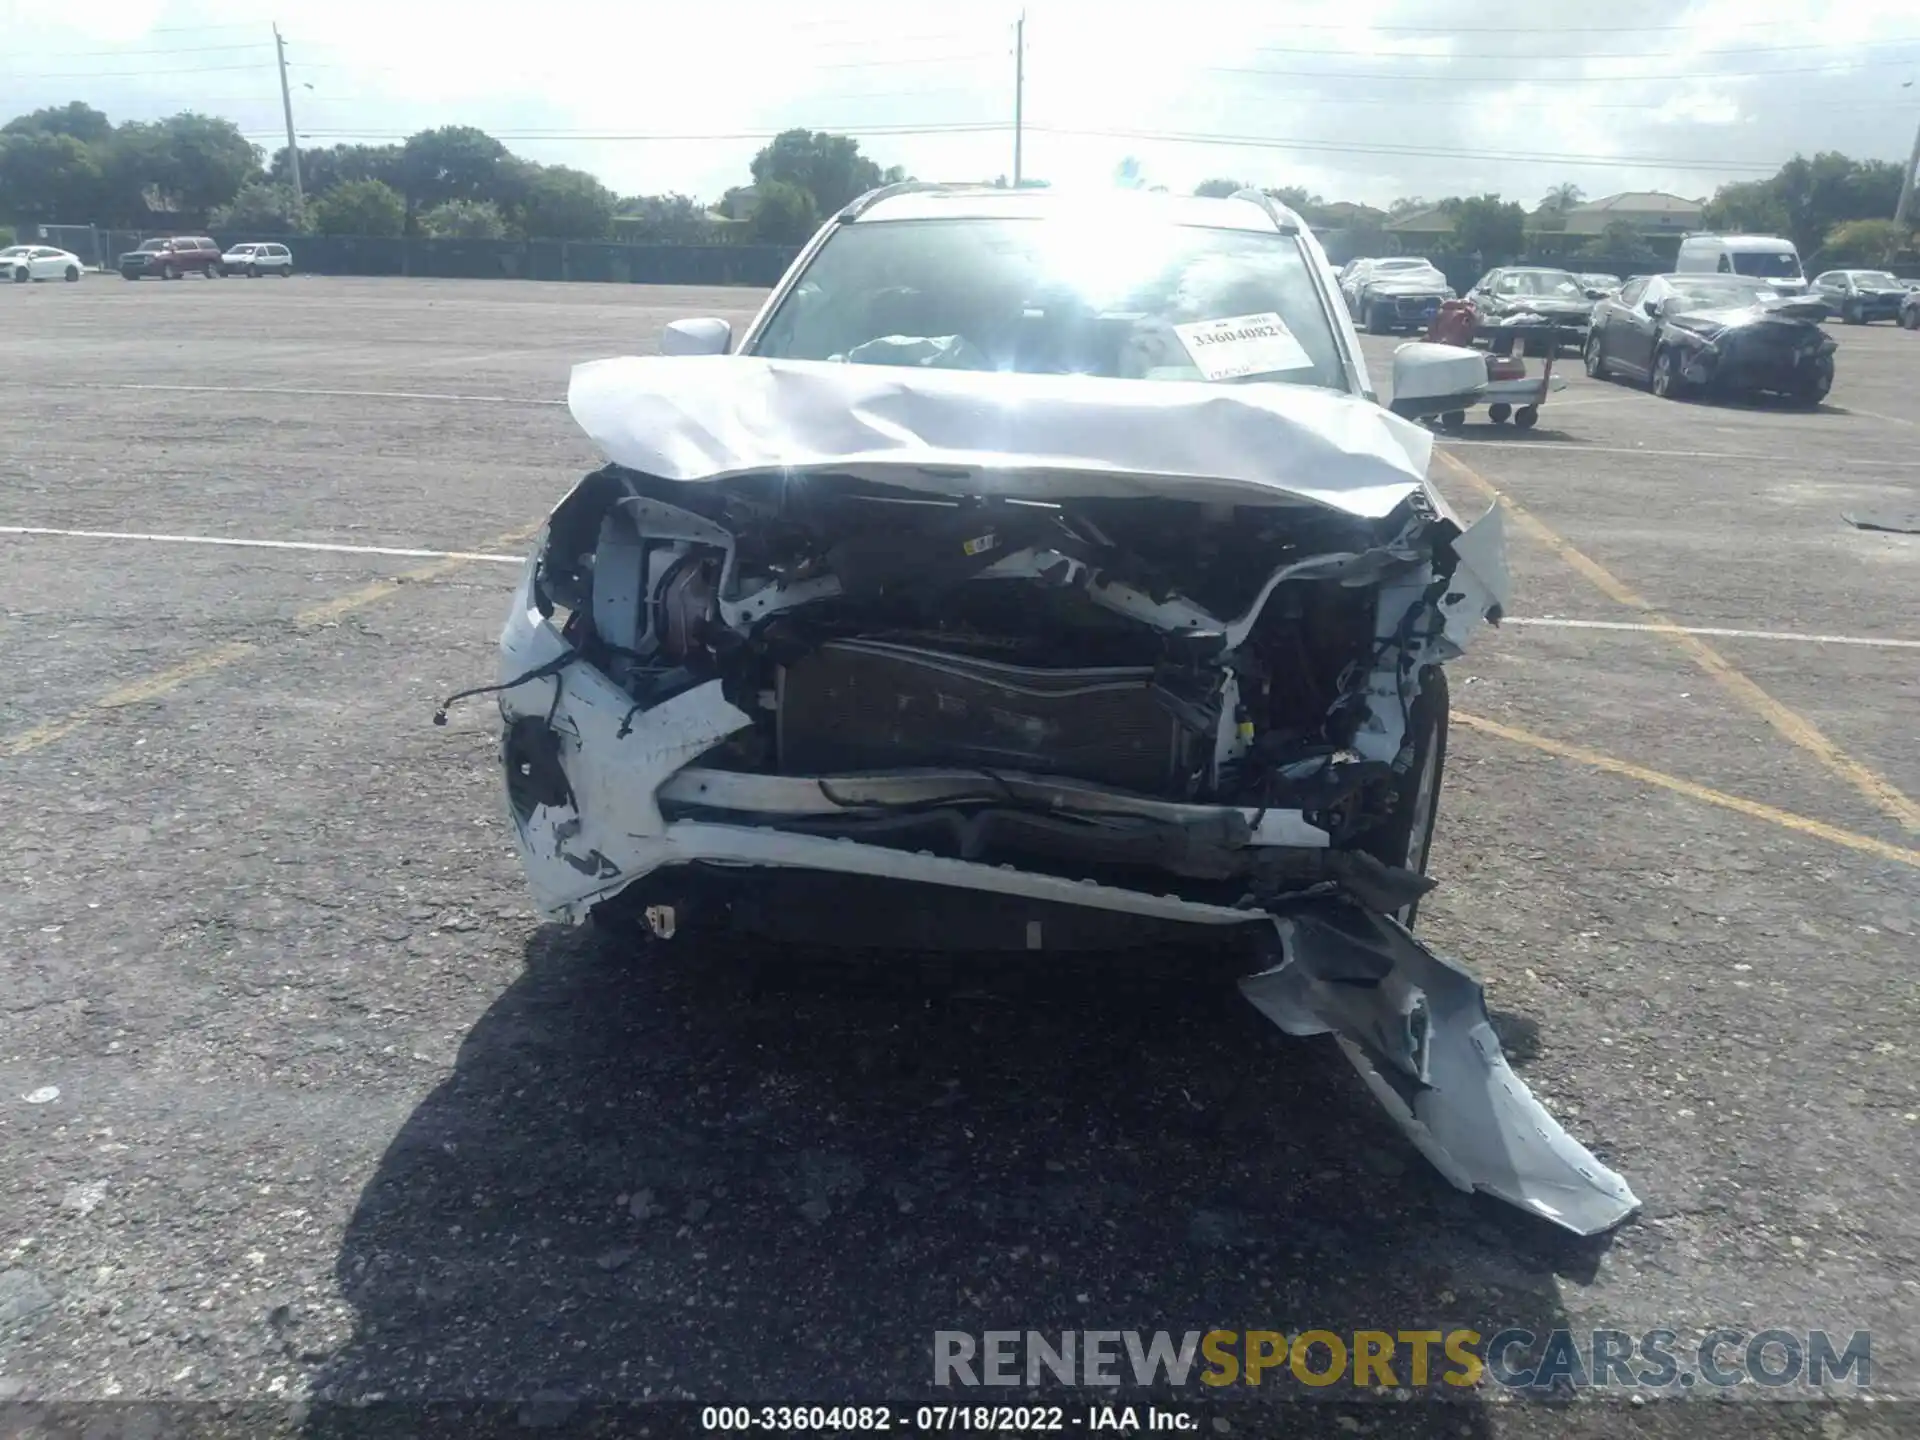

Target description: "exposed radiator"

left=777, top=639, right=1194, bottom=796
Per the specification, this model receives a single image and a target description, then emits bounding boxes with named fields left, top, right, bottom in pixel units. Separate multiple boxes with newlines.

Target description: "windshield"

left=750, top=217, right=1348, bottom=391
left=1507, top=270, right=1583, bottom=297
left=1670, top=278, right=1773, bottom=308
left=0, top=246, right=27, bottom=258
left=1852, top=271, right=1899, bottom=288
left=1730, top=250, right=1800, bottom=278
left=137, top=240, right=167, bottom=252
left=1376, top=258, right=1427, bottom=270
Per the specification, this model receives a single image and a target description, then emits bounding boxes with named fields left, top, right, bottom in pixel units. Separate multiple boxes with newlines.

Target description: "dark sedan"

left=1585, top=274, right=1835, bottom=405
left=1467, top=266, right=1606, bottom=354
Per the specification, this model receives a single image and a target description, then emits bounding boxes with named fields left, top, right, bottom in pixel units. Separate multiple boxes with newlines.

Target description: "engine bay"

left=512, top=462, right=1493, bottom=907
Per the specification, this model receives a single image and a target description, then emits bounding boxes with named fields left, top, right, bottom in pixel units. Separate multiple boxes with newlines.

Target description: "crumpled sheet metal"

left=1240, top=906, right=1640, bottom=1237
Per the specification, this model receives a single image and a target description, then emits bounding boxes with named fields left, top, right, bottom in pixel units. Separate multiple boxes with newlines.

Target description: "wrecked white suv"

left=474, top=184, right=1637, bottom=1235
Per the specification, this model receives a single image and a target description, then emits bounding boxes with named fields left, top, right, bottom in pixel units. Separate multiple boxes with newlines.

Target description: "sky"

left=5, top=0, right=1919, bottom=210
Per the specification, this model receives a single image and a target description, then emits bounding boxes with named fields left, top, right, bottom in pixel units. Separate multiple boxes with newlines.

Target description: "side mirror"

left=660, top=317, right=733, bottom=356
left=1585, top=288, right=1606, bottom=300
left=1643, top=299, right=1660, bottom=317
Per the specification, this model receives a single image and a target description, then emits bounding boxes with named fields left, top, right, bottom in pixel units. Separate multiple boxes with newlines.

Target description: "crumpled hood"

left=1672, top=304, right=1824, bottom=332
left=569, top=354, right=1437, bottom=520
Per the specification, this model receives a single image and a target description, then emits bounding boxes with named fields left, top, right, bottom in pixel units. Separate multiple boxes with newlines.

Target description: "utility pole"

left=274, top=23, right=304, bottom=209
left=1896, top=113, right=1920, bottom=225
left=1012, top=12, right=1025, bottom=188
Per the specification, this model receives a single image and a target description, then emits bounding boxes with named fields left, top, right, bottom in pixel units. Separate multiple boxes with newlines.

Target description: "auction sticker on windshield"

left=1173, top=312, right=1313, bottom=380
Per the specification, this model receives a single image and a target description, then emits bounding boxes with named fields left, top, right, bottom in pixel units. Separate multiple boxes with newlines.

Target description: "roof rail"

left=1228, top=188, right=1301, bottom=235
left=837, top=180, right=996, bottom=222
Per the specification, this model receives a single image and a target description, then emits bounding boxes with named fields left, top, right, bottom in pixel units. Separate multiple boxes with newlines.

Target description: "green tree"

left=746, top=179, right=818, bottom=244
left=311, top=178, right=405, bottom=236
left=507, top=163, right=615, bottom=239
left=749, top=129, right=882, bottom=216
left=137, top=113, right=259, bottom=215
left=1194, top=177, right=1244, bottom=198
left=1819, top=218, right=1912, bottom=266
left=271, top=142, right=402, bottom=198
left=1705, top=152, right=1905, bottom=256
left=1263, top=185, right=1325, bottom=222
left=4, top=101, right=113, bottom=145
left=418, top=198, right=508, bottom=239
left=616, top=192, right=718, bottom=242
left=0, top=130, right=104, bottom=223
left=209, top=180, right=306, bottom=233
left=1449, top=195, right=1526, bottom=261
left=1538, top=182, right=1585, bottom=214
left=1576, top=219, right=1659, bottom=264
left=395, top=125, right=509, bottom=226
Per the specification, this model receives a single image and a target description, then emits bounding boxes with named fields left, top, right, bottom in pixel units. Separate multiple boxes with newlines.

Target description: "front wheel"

left=65, top=266, right=80, bottom=282
left=1901, top=307, right=1920, bottom=331
left=1488, top=402, right=1512, bottom=424
left=160, top=263, right=176, bottom=280
left=1366, top=302, right=1389, bottom=335
left=1651, top=346, right=1685, bottom=399
left=10, top=267, right=26, bottom=284
left=1842, top=300, right=1862, bottom=325
left=1440, top=410, right=1466, bottom=432
left=1364, top=666, right=1449, bottom=930
left=1584, top=330, right=1609, bottom=378
left=247, top=265, right=259, bottom=278
left=1793, top=357, right=1834, bottom=408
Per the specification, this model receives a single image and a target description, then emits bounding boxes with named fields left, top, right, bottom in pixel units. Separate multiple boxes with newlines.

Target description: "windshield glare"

left=749, top=217, right=1348, bottom=391
left=1517, top=271, right=1582, bottom=296
left=1731, top=251, right=1799, bottom=278
left=1672, top=279, right=1770, bottom=307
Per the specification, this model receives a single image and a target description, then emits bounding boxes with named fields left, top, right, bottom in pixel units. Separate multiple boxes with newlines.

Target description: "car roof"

left=1690, top=234, right=1796, bottom=251
left=1501, top=266, right=1578, bottom=275
left=846, top=184, right=1293, bottom=235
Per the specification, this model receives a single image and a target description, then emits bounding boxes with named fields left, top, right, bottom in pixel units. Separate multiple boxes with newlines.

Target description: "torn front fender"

left=1241, top=905, right=1639, bottom=1237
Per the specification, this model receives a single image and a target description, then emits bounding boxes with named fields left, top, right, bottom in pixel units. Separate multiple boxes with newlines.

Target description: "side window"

left=1495, top=273, right=1522, bottom=295
left=1715, top=254, right=1732, bottom=273
left=1472, top=271, right=1496, bottom=292
left=1618, top=278, right=1647, bottom=307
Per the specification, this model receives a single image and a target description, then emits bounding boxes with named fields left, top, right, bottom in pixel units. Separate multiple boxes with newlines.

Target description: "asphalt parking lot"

left=2, top=276, right=1916, bottom=1437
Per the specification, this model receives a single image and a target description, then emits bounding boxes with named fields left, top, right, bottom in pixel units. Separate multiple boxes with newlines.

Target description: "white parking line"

left=0, top=525, right=524, bottom=564
left=1506, top=617, right=1920, bottom=651
left=46, top=382, right=566, bottom=407
left=7, top=526, right=1917, bottom=651
left=1438, top=438, right=1920, bottom=469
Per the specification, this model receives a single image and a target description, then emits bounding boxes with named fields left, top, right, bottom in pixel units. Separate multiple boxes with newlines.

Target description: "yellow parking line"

left=1454, top=711, right=1920, bottom=871
left=1, top=522, right=541, bottom=760
left=1436, top=449, right=1920, bottom=834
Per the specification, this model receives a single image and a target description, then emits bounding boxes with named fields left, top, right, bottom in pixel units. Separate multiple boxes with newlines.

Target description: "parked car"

left=220, top=241, right=295, bottom=278
left=1809, top=269, right=1908, bottom=325
left=118, top=236, right=222, bottom=280
left=1585, top=273, right=1834, bottom=404
left=461, top=182, right=1638, bottom=1238
left=3, top=244, right=84, bottom=283
left=1466, top=266, right=1605, bottom=353
left=1674, top=233, right=1809, bottom=295
left=1342, top=256, right=1454, bottom=334
left=1902, top=288, right=1920, bottom=331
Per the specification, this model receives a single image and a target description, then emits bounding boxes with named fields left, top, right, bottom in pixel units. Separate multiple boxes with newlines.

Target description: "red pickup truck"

left=118, top=236, right=223, bottom=280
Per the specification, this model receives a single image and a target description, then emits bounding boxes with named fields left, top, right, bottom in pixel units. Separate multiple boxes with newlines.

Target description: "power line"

left=1216, top=15, right=1920, bottom=33
left=1202, top=56, right=1920, bottom=84
left=265, top=122, right=1012, bottom=142
left=1238, top=36, right=1920, bottom=61
left=1020, top=125, right=1784, bottom=173
left=1, top=41, right=274, bottom=60
left=4, top=62, right=275, bottom=80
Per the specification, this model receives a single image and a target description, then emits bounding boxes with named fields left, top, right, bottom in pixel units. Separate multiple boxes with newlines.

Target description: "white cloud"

left=4, top=0, right=1916, bottom=205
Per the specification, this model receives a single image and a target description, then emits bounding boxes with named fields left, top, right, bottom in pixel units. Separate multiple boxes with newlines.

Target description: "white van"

left=1674, top=234, right=1808, bottom=294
